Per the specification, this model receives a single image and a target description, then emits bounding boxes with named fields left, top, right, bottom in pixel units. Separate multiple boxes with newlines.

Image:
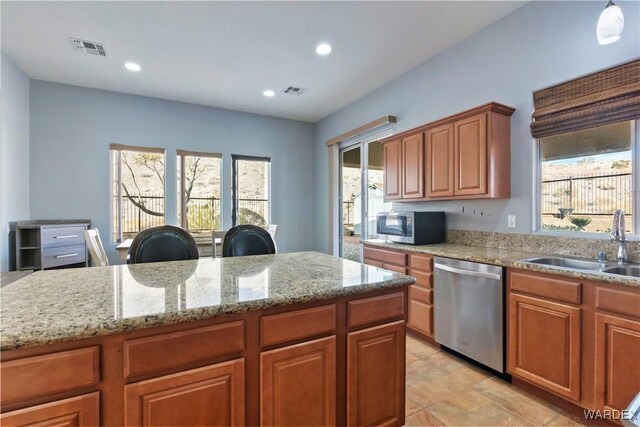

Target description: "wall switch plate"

left=508, top=215, right=517, bottom=228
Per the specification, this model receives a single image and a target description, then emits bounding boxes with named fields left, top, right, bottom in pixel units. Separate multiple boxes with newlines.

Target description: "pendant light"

left=597, top=0, right=624, bottom=45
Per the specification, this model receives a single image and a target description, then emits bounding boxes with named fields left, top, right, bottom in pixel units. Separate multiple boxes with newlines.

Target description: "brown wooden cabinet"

left=347, top=321, right=405, bottom=426
left=260, top=336, right=336, bottom=426
left=508, top=293, right=582, bottom=402
left=383, top=139, right=402, bottom=200
left=426, top=123, right=454, bottom=198
left=382, top=102, right=514, bottom=201
left=595, top=313, right=640, bottom=412
left=363, top=245, right=435, bottom=341
left=401, top=133, right=424, bottom=199
left=124, top=359, right=245, bottom=426
left=454, top=113, right=488, bottom=196
left=0, top=393, right=99, bottom=426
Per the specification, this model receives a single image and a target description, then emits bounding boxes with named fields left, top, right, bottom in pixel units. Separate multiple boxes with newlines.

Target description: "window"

left=537, top=121, right=636, bottom=234
left=177, top=150, right=222, bottom=236
left=232, top=155, right=270, bottom=227
left=111, top=144, right=166, bottom=242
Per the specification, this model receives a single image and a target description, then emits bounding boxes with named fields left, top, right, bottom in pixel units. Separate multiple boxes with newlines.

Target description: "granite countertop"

left=362, top=240, right=640, bottom=288
left=0, top=251, right=415, bottom=351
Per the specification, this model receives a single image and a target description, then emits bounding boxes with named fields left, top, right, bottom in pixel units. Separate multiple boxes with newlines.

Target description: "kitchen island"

left=1, top=251, right=415, bottom=426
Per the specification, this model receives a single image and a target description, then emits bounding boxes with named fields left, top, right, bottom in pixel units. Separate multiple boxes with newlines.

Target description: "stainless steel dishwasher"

left=434, top=256, right=505, bottom=372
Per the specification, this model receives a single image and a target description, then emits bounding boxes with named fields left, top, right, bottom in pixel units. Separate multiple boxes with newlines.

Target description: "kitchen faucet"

left=610, top=209, right=628, bottom=264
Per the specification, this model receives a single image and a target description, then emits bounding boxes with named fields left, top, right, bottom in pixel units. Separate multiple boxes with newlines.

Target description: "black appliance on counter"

left=376, top=211, right=445, bottom=245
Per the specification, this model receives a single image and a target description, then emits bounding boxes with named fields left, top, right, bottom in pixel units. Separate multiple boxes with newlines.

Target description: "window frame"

left=110, top=144, right=166, bottom=243
left=176, top=149, right=223, bottom=232
left=231, top=154, right=271, bottom=227
left=533, top=119, right=639, bottom=238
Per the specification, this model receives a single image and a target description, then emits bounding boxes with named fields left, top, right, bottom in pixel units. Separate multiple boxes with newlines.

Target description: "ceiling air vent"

left=69, top=38, right=107, bottom=57
left=283, top=86, right=305, bottom=96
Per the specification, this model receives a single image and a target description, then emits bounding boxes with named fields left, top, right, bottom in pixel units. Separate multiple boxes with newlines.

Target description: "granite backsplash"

left=446, top=230, right=639, bottom=264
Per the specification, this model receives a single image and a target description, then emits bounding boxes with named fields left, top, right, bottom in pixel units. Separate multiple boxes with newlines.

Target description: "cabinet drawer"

left=1, top=347, right=100, bottom=405
left=510, top=270, right=582, bottom=304
left=42, top=245, right=86, bottom=269
left=595, top=287, right=640, bottom=319
left=409, top=285, right=432, bottom=305
left=408, top=300, right=433, bottom=337
left=383, top=264, right=407, bottom=274
left=124, top=321, right=244, bottom=380
left=261, top=305, right=336, bottom=347
left=409, top=270, right=433, bottom=288
left=348, top=292, right=405, bottom=328
left=41, top=226, right=86, bottom=249
left=362, top=247, right=407, bottom=267
left=0, top=392, right=99, bottom=426
left=409, top=254, right=433, bottom=272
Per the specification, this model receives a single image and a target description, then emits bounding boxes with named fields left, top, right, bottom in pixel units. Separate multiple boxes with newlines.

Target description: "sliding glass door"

left=339, top=140, right=392, bottom=261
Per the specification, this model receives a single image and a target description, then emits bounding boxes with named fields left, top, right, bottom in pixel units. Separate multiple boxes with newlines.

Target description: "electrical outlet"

left=508, top=215, right=517, bottom=228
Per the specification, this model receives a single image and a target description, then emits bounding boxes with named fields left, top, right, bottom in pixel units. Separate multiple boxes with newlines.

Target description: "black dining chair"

left=127, top=225, right=199, bottom=264
left=222, top=225, right=276, bottom=257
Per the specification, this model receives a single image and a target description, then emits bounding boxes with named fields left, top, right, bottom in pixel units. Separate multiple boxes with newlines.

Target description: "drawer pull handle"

left=55, top=253, right=78, bottom=259
left=54, top=235, right=79, bottom=239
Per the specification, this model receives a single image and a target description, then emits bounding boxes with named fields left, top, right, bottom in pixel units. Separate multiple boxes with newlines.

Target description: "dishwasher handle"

left=434, top=263, right=502, bottom=281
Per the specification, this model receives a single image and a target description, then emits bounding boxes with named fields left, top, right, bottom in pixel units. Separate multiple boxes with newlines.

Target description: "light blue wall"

left=30, top=81, right=315, bottom=263
left=1, top=52, right=30, bottom=271
left=313, top=0, right=640, bottom=253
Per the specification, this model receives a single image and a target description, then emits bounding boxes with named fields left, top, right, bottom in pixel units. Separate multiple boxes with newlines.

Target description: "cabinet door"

left=454, top=113, right=487, bottom=196
left=508, top=294, right=581, bottom=402
left=0, top=392, right=99, bottom=427
left=125, top=359, right=244, bottom=426
left=426, top=124, right=454, bottom=198
left=401, top=133, right=424, bottom=199
left=383, top=140, right=402, bottom=200
left=595, top=313, right=640, bottom=412
left=408, top=299, right=433, bottom=338
left=347, top=321, right=405, bottom=426
left=261, top=336, right=336, bottom=426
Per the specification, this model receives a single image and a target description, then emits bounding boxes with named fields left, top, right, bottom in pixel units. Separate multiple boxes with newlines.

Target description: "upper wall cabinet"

left=382, top=102, right=515, bottom=202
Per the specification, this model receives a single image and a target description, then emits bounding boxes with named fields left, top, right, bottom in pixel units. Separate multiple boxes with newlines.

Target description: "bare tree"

left=120, top=152, right=164, bottom=217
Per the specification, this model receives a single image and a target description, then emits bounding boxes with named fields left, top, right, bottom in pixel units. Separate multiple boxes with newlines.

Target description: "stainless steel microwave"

left=376, top=211, right=445, bottom=245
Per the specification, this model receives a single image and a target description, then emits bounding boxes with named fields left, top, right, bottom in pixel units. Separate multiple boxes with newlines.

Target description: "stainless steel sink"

left=602, top=265, right=640, bottom=278
left=520, top=256, right=607, bottom=271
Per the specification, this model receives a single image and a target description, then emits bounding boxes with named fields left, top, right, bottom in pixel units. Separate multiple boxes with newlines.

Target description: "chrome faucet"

left=610, top=209, right=628, bottom=264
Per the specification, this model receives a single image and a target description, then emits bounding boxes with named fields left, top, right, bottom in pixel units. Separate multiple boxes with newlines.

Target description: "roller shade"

left=531, top=59, right=640, bottom=138
left=176, top=149, right=222, bottom=158
left=110, top=144, right=165, bottom=154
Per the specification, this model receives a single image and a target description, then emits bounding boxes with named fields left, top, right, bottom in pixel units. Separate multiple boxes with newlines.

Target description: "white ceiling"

left=1, top=1, right=525, bottom=123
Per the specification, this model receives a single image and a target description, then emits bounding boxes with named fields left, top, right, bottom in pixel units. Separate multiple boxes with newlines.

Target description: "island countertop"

left=0, top=251, right=415, bottom=351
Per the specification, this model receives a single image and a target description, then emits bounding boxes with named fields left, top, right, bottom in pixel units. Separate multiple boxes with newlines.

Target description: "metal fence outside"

left=118, top=195, right=269, bottom=235
left=541, top=172, right=632, bottom=216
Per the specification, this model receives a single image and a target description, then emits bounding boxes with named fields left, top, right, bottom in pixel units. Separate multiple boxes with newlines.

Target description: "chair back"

left=211, top=230, right=227, bottom=258
left=128, top=225, right=199, bottom=264
left=222, top=225, right=276, bottom=257
left=84, top=229, right=109, bottom=267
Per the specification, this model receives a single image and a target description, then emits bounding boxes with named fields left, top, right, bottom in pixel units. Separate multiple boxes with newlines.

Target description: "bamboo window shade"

left=531, top=59, right=640, bottom=138
left=176, top=149, right=222, bottom=158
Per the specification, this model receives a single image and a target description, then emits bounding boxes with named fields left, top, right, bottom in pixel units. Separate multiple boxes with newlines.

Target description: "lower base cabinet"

left=0, top=392, right=99, bottom=427
left=347, top=321, right=405, bottom=426
left=595, top=313, right=640, bottom=412
left=260, top=336, right=336, bottom=426
left=508, top=293, right=581, bottom=402
left=124, top=359, right=245, bottom=427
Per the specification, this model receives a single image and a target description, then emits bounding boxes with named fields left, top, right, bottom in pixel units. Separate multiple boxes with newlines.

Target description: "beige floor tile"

left=405, top=408, right=446, bottom=426
left=424, top=351, right=490, bottom=387
left=406, top=350, right=420, bottom=364
left=427, top=389, right=531, bottom=426
left=406, top=365, right=468, bottom=407
left=544, top=412, right=589, bottom=426
left=474, top=377, right=560, bottom=425
left=406, top=396, right=427, bottom=417
left=407, top=336, right=440, bottom=358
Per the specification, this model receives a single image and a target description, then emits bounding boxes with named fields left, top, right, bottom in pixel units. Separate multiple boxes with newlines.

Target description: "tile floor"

left=405, top=335, right=589, bottom=426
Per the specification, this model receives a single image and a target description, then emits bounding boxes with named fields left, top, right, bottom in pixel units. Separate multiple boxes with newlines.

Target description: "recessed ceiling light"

left=263, top=90, right=275, bottom=97
left=315, top=43, right=332, bottom=55
left=124, top=62, right=141, bottom=72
